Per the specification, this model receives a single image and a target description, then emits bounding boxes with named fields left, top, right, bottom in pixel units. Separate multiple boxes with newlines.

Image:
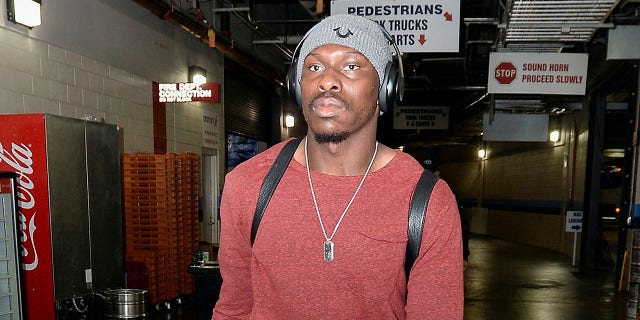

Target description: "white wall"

left=0, top=0, right=224, bottom=155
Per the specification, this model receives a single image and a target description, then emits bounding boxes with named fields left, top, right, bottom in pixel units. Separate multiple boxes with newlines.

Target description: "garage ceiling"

left=501, top=0, right=619, bottom=46
left=133, top=0, right=639, bottom=154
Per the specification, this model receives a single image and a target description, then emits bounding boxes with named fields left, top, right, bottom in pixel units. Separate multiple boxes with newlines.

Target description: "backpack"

left=250, top=138, right=438, bottom=277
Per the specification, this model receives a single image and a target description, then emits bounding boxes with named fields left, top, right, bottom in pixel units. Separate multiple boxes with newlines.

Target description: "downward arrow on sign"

left=444, top=12, right=453, bottom=21
left=418, top=34, right=426, bottom=45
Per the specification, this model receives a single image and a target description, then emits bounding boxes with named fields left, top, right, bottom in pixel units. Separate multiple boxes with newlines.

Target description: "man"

left=213, top=14, right=463, bottom=319
left=423, top=159, right=470, bottom=270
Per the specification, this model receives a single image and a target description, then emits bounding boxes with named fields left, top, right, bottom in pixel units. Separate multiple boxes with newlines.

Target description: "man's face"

left=299, top=44, right=380, bottom=144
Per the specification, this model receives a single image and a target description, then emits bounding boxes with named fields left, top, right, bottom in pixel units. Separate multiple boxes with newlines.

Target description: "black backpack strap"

left=251, top=138, right=301, bottom=246
left=405, top=170, right=439, bottom=277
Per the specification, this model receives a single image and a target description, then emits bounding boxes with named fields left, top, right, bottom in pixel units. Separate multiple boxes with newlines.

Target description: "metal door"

left=201, top=154, right=220, bottom=245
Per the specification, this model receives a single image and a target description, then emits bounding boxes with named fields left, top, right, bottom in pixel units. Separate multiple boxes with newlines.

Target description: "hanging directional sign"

left=565, top=210, right=583, bottom=232
left=488, top=52, right=588, bottom=95
left=331, top=0, right=461, bottom=53
left=393, top=106, right=449, bottom=129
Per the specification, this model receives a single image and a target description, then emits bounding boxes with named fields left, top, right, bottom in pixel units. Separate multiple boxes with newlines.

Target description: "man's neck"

left=299, top=136, right=379, bottom=176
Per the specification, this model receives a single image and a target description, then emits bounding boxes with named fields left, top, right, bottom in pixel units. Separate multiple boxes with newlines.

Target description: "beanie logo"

left=333, top=27, right=354, bottom=38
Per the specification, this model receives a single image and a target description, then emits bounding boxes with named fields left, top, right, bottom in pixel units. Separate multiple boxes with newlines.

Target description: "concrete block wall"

left=0, top=0, right=225, bottom=156
left=0, top=27, right=147, bottom=153
left=483, top=146, right=566, bottom=200
left=166, top=101, right=217, bottom=155
left=445, top=151, right=569, bottom=252
left=483, top=147, right=566, bottom=250
left=442, top=111, right=590, bottom=256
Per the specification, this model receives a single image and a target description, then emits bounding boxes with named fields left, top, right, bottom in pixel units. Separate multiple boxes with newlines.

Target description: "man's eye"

left=308, top=65, right=323, bottom=72
left=344, top=64, right=360, bottom=71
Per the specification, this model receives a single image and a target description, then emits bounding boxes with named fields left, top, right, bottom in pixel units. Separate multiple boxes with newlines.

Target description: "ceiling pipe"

left=218, top=0, right=294, bottom=60
left=130, top=0, right=282, bottom=84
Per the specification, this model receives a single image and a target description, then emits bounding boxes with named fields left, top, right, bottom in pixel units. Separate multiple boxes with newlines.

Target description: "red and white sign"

left=488, top=52, right=589, bottom=95
left=0, top=114, right=55, bottom=319
left=331, top=0, right=461, bottom=53
left=153, top=82, right=219, bottom=103
left=494, top=62, right=517, bottom=84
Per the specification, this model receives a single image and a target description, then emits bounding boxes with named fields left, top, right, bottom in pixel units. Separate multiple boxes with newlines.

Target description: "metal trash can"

left=102, top=289, right=148, bottom=319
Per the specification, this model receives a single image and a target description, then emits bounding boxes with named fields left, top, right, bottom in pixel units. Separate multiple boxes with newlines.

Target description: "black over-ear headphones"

left=285, top=23, right=404, bottom=114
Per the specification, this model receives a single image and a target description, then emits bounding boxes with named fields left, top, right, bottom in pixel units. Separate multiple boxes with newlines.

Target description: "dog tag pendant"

left=324, top=240, right=334, bottom=262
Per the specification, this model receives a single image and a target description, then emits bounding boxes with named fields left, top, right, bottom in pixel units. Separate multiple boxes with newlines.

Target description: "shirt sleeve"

left=212, top=170, right=255, bottom=320
left=405, top=179, right=464, bottom=319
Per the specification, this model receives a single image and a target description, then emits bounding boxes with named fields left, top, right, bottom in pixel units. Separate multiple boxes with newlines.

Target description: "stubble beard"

left=313, top=132, right=349, bottom=144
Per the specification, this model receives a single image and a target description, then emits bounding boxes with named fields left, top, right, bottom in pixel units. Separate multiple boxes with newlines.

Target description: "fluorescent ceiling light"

left=603, top=149, right=625, bottom=158
left=549, top=130, right=560, bottom=142
left=189, top=65, right=207, bottom=86
left=285, top=114, right=295, bottom=128
left=192, top=74, right=206, bottom=86
left=9, top=0, right=41, bottom=28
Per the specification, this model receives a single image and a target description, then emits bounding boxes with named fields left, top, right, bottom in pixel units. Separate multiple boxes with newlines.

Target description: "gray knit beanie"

left=295, top=14, right=393, bottom=89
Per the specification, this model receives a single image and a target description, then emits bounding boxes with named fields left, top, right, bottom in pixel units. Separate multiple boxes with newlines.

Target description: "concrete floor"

left=464, top=235, right=627, bottom=320
left=145, top=234, right=629, bottom=320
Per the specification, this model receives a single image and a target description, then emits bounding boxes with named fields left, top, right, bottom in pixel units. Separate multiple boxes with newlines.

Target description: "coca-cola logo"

left=0, top=142, right=39, bottom=271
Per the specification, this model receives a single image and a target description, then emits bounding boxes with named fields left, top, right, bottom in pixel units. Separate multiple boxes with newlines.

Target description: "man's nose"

left=318, top=67, right=342, bottom=92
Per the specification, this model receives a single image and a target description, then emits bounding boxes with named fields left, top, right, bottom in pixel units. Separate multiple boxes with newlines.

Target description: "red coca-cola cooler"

left=0, top=114, right=124, bottom=319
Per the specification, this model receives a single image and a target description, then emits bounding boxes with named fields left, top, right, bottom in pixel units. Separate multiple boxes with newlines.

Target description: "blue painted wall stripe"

left=460, top=198, right=583, bottom=215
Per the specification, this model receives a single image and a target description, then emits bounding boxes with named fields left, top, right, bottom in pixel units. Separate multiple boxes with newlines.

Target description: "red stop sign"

left=495, top=62, right=517, bottom=84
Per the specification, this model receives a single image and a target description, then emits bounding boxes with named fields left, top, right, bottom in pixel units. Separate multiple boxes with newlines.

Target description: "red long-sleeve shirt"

left=213, top=140, right=463, bottom=319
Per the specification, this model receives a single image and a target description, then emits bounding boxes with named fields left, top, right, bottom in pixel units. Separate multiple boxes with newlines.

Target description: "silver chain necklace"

left=304, top=137, right=379, bottom=262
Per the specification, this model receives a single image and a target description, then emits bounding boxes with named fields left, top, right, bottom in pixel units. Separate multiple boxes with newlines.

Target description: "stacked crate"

left=122, top=152, right=199, bottom=304
left=163, top=153, right=180, bottom=300
left=178, top=152, right=199, bottom=295
left=121, top=154, right=167, bottom=303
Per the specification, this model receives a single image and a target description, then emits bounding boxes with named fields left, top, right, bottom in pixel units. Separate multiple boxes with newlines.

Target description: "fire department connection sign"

left=488, top=52, right=588, bottom=95
left=331, top=0, right=461, bottom=53
left=153, top=82, right=219, bottom=103
left=393, top=106, right=449, bottom=129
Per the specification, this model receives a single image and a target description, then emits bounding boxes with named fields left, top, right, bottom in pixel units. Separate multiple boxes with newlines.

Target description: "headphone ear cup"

left=378, top=61, right=399, bottom=114
left=286, top=61, right=302, bottom=108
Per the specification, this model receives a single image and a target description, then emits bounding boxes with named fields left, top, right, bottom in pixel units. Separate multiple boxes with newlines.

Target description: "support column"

left=619, top=63, right=639, bottom=283
left=152, top=81, right=167, bottom=154
left=581, top=90, right=606, bottom=270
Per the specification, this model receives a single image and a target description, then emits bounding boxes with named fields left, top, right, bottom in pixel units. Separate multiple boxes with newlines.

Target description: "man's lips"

left=310, top=97, right=346, bottom=117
